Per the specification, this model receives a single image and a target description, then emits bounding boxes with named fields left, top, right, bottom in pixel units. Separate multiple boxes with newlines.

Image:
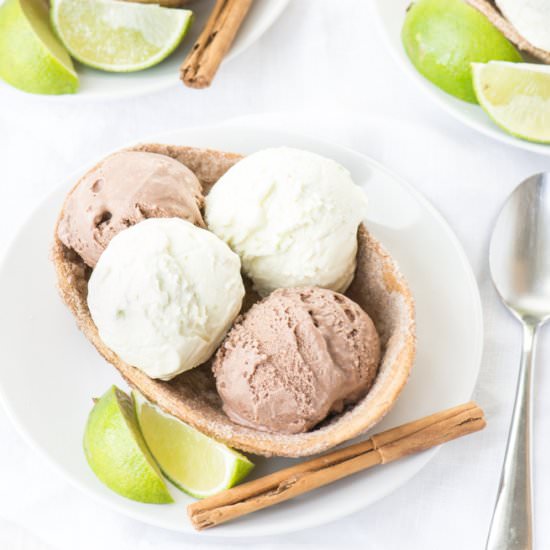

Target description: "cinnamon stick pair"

left=188, top=402, right=486, bottom=530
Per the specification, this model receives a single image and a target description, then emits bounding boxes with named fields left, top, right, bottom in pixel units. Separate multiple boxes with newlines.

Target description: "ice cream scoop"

left=57, top=151, right=205, bottom=267
left=213, top=287, right=381, bottom=434
left=205, top=147, right=368, bottom=296
left=87, top=217, right=245, bottom=380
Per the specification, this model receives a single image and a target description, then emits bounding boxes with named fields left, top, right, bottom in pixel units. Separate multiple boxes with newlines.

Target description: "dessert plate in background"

left=0, top=0, right=289, bottom=100
left=370, top=0, right=550, bottom=156
left=0, top=124, right=483, bottom=537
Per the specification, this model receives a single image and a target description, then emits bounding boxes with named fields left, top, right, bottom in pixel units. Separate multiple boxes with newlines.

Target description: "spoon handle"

left=486, top=321, right=537, bottom=550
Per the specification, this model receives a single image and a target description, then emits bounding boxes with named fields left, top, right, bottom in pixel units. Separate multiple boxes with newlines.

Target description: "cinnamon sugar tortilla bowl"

left=52, top=144, right=416, bottom=458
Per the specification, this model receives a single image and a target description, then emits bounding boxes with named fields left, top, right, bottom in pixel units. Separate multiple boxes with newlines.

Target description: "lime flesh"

left=0, top=0, right=77, bottom=94
left=473, top=62, right=550, bottom=144
left=402, top=0, right=522, bottom=103
left=51, top=0, right=193, bottom=72
left=134, top=392, right=254, bottom=499
left=84, top=386, right=173, bottom=504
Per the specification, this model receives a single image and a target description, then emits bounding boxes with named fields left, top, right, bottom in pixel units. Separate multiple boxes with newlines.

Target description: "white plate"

left=0, top=124, right=483, bottom=537
left=0, top=0, right=289, bottom=100
left=371, top=0, right=550, bottom=156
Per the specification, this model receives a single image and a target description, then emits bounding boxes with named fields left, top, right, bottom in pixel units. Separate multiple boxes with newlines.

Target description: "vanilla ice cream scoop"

left=205, top=147, right=368, bottom=296
left=87, top=218, right=245, bottom=380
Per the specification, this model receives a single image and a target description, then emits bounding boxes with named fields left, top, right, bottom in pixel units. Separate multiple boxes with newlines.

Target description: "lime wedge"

left=51, top=0, right=193, bottom=72
left=134, top=392, right=254, bottom=499
left=84, top=386, right=173, bottom=504
left=0, top=0, right=78, bottom=94
left=473, top=62, right=550, bottom=144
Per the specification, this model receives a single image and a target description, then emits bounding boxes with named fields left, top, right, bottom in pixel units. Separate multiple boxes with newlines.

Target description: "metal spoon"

left=487, top=173, right=550, bottom=549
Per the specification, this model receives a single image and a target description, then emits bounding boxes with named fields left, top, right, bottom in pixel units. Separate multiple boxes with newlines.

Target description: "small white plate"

left=0, top=124, right=483, bottom=537
left=0, top=0, right=289, bottom=100
left=371, top=0, right=550, bottom=156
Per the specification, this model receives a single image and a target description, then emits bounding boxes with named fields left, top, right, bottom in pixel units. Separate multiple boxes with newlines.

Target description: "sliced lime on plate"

left=84, top=386, right=173, bottom=504
left=51, top=0, right=193, bottom=72
left=0, top=0, right=78, bottom=94
left=401, top=0, right=521, bottom=103
left=473, top=62, right=550, bottom=144
left=134, top=392, right=254, bottom=499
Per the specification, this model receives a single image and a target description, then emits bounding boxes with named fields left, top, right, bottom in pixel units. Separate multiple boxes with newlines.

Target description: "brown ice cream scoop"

left=57, top=151, right=205, bottom=267
left=213, top=287, right=381, bottom=435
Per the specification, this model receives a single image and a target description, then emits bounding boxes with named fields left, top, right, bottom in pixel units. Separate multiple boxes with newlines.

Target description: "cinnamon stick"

left=180, top=0, right=253, bottom=88
left=187, top=402, right=486, bottom=530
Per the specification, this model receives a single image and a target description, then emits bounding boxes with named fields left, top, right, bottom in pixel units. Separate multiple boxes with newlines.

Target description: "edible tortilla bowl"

left=52, top=144, right=416, bottom=458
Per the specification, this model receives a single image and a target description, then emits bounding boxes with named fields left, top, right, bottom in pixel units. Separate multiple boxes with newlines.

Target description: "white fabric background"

left=1, top=1, right=549, bottom=548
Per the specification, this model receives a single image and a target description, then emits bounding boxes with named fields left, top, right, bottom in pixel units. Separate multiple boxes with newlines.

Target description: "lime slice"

left=134, top=392, right=254, bottom=499
left=0, top=0, right=77, bottom=94
left=51, top=0, right=193, bottom=72
left=473, top=62, right=550, bottom=144
left=84, top=386, right=173, bottom=504
left=402, top=0, right=521, bottom=103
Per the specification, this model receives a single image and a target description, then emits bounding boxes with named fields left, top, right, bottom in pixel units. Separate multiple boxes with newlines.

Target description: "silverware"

left=487, top=173, right=550, bottom=549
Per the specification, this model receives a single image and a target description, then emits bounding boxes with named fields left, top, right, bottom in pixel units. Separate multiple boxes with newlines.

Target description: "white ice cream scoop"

left=205, top=147, right=368, bottom=296
left=87, top=217, right=245, bottom=380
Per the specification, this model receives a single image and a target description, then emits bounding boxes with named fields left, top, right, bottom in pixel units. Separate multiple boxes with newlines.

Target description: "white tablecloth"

left=1, top=1, right=549, bottom=548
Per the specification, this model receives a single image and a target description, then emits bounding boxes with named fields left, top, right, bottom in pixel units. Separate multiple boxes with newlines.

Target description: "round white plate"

left=0, top=0, right=289, bottom=100
left=0, top=124, right=483, bottom=537
left=371, top=0, right=550, bottom=156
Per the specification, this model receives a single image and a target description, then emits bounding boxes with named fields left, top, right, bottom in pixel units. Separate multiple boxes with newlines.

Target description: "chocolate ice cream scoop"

left=213, top=287, right=381, bottom=434
left=57, top=151, right=205, bottom=267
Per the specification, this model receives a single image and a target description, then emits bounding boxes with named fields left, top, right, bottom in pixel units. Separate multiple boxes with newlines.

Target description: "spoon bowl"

left=490, top=172, right=550, bottom=322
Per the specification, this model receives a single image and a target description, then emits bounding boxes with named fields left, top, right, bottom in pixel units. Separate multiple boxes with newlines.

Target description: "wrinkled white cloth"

left=0, top=1, right=549, bottom=549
